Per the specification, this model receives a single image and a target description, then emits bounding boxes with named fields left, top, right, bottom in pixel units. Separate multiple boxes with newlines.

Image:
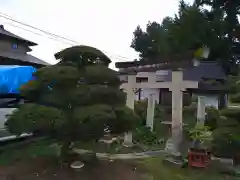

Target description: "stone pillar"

left=197, top=96, right=206, bottom=125
left=125, top=75, right=136, bottom=109
left=171, top=89, right=183, bottom=153
left=126, top=88, right=135, bottom=110
left=123, top=132, right=133, bottom=147
left=146, top=94, right=155, bottom=131
left=146, top=72, right=157, bottom=131
left=123, top=74, right=136, bottom=147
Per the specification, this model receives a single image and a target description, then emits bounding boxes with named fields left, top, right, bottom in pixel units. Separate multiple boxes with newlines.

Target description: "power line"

left=0, top=12, right=78, bottom=44
left=0, top=21, right=75, bottom=46
left=0, top=12, right=132, bottom=61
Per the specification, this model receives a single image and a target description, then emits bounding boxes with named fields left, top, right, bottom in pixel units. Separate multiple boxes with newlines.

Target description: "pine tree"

left=5, top=45, right=139, bottom=159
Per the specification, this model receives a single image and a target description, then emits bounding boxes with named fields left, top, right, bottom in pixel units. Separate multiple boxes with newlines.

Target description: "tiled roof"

left=0, top=25, right=37, bottom=46
left=161, top=62, right=226, bottom=81
left=115, top=52, right=194, bottom=69
left=119, top=62, right=226, bottom=81
left=0, top=50, right=50, bottom=66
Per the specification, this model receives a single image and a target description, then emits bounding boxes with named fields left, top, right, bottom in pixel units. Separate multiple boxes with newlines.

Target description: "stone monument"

left=146, top=93, right=155, bottom=131
left=197, top=96, right=206, bottom=125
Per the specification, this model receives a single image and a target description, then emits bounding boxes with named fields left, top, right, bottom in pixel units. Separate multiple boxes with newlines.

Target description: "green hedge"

left=211, top=108, right=240, bottom=158
left=205, top=107, right=220, bottom=130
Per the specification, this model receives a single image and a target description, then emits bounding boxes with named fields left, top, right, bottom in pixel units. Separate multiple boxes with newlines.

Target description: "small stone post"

left=146, top=93, right=155, bottom=131
left=197, top=96, right=206, bottom=125
left=146, top=72, right=157, bottom=131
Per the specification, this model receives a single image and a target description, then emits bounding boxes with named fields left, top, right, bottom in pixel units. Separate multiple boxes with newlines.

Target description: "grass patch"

left=139, top=157, right=238, bottom=180
left=0, top=138, right=58, bottom=165
left=1, top=138, right=238, bottom=179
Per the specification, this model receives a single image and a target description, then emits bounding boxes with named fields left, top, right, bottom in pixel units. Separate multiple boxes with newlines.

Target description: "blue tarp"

left=0, top=66, right=36, bottom=94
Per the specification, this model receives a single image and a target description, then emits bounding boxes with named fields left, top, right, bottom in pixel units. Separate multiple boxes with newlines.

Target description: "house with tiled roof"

left=0, top=25, right=49, bottom=68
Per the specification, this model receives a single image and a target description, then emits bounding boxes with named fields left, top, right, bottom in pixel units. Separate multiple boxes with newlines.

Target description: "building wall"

left=202, top=94, right=219, bottom=109
left=0, top=40, right=30, bottom=54
left=194, top=93, right=219, bottom=109
left=137, top=88, right=160, bottom=103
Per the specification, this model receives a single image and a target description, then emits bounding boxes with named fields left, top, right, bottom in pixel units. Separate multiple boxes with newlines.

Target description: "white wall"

left=198, top=94, right=219, bottom=109
left=204, top=95, right=219, bottom=109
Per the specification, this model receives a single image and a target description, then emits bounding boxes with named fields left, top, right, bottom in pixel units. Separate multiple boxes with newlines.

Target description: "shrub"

left=134, top=100, right=166, bottom=125
left=183, top=102, right=197, bottom=116
left=220, top=108, right=240, bottom=121
left=205, top=107, right=220, bottom=130
left=211, top=108, right=240, bottom=157
left=212, top=129, right=239, bottom=158
left=134, top=100, right=147, bottom=125
left=133, top=126, right=159, bottom=145
left=5, top=46, right=139, bottom=161
left=154, top=104, right=165, bottom=120
left=112, top=106, right=139, bottom=133
left=188, top=124, right=213, bottom=149
left=230, top=93, right=240, bottom=103
left=5, top=104, right=66, bottom=136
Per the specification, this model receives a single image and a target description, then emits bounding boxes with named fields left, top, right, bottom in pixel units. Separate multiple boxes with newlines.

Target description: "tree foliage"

left=227, top=75, right=240, bottom=103
left=207, top=75, right=240, bottom=156
left=195, top=0, right=240, bottom=74
left=131, top=1, right=213, bottom=62
left=5, top=45, right=139, bottom=157
left=55, top=45, right=111, bottom=67
left=131, top=0, right=240, bottom=75
left=212, top=75, right=240, bottom=157
left=212, top=108, right=240, bottom=157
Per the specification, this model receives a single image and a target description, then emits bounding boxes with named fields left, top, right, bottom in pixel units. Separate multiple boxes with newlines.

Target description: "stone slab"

left=162, top=157, right=185, bottom=168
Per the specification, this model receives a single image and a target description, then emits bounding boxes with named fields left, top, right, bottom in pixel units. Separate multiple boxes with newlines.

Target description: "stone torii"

left=120, top=70, right=198, bottom=152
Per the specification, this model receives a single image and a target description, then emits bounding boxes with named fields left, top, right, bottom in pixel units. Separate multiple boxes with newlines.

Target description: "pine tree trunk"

left=60, top=141, right=71, bottom=162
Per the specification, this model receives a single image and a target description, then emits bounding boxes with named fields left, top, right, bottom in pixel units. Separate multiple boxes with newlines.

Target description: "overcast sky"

left=0, top=0, right=192, bottom=69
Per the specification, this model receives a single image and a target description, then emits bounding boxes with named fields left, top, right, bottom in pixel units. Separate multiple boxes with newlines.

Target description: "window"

left=12, top=43, right=18, bottom=49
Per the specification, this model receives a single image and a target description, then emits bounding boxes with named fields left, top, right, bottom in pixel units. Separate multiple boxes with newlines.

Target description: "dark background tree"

left=5, top=45, right=139, bottom=160
left=131, top=0, right=240, bottom=75
left=131, top=1, right=213, bottom=62
left=195, top=0, right=240, bottom=74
